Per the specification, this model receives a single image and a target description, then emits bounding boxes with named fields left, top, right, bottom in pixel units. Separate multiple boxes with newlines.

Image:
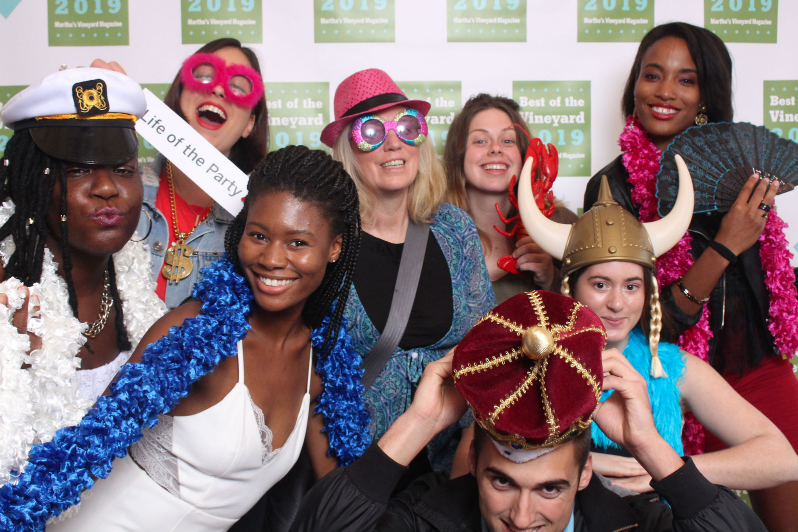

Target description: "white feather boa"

left=0, top=200, right=166, bottom=484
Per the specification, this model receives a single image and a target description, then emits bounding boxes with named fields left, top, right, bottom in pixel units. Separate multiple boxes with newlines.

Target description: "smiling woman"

left=444, top=94, right=578, bottom=304
left=137, top=38, right=269, bottom=310
left=583, top=22, right=798, bottom=531
left=323, top=69, right=495, bottom=473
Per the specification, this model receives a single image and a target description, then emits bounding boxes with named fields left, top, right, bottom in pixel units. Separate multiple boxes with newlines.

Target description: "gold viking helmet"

left=518, top=154, right=695, bottom=378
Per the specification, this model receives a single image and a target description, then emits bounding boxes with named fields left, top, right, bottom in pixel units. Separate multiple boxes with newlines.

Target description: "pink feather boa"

left=619, top=115, right=798, bottom=455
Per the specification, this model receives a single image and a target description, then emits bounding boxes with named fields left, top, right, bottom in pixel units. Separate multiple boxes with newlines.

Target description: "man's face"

left=469, top=438, right=592, bottom=532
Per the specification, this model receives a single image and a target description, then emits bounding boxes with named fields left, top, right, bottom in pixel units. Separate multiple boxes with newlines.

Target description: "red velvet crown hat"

left=453, top=291, right=606, bottom=453
left=320, top=68, right=431, bottom=147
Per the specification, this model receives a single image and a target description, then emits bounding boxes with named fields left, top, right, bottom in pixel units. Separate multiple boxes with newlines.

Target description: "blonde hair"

left=331, top=122, right=447, bottom=226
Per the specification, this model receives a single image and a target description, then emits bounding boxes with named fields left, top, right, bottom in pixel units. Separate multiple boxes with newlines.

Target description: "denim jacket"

left=136, top=154, right=235, bottom=309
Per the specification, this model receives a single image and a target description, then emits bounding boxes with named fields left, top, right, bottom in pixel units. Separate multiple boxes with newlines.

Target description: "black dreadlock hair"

left=224, top=145, right=361, bottom=357
left=0, top=129, right=131, bottom=352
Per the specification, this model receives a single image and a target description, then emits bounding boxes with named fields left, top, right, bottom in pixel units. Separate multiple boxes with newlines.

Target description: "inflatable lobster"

left=493, top=128, right=559, bottom=274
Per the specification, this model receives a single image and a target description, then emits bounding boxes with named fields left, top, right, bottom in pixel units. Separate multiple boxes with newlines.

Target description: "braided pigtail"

left=560, top=274, right=571, bottom=298
left=0, top=130, right=58, bottom=285
left=648, top=273, right=666, bottom=378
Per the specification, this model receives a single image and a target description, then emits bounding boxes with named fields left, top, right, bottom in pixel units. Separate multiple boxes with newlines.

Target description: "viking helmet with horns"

left=519, top=155, right=695, bottom=378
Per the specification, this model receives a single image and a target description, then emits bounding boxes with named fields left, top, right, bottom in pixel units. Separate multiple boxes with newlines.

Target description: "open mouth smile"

left=258, top=276, right=297, bottom=287
left=196, top=102, right=228, bottom=130
left=648, top=104, right=679, bottom=120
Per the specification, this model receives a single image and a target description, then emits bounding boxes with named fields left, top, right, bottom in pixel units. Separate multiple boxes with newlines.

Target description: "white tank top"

left=49, top=341, right=312, bottom=531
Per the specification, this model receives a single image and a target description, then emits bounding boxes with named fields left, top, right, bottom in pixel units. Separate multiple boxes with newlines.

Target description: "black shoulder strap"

left=361, top=221, right=431, bottom=389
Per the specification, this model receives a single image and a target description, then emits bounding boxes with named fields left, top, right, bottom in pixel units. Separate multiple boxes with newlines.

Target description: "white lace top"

left=76, top=351, right=132, bottom=401
left=50, top=340, right=312, bottom=532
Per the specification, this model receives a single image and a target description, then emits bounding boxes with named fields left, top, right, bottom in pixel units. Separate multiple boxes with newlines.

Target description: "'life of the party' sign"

left=512, top=80, right=591, bottom=178
left=136, top=90, right=248, bottom=215
left=181, top=0, right=262, bottom=44
left=48, top=0, right=129, bottom=46
left=314, top=0, right=395, bottom=43
left=577, top=0, right=654, bottom=42
left=704, top=0, right=778, bottom=43
left=136, top=84, right=172, bottom=166
left=396, top=81, right=462, bottom=156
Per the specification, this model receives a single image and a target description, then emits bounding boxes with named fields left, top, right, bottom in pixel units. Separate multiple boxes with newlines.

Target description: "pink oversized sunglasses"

left=180, top=52, right=265, bottom=109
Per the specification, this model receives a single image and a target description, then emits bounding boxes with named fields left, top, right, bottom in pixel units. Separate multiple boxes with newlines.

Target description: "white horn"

left=642, top=154, right=695, bottom=257
left=517, top=157, right=570, bottom=261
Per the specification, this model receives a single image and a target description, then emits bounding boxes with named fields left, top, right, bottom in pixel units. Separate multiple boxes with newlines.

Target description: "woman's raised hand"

left=715, top=174, right=779, bottom=256
left=513, top=236, right=555, bottom=290
left=88, top=59, right=127, bottom=74
left=0, top=286, right=42, bottom=356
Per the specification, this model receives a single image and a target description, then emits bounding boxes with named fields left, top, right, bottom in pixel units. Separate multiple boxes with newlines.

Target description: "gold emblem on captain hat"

left=72, top=79, right=109, bottom=117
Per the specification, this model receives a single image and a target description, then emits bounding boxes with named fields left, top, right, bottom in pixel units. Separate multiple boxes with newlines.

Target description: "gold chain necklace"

left=83, top=270, right=112, bottom=339
left=161, top=161, right=213, bottom=284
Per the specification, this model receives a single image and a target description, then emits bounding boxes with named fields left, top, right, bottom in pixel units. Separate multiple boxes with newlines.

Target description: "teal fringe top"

left=592, top=327, right=687, bottom=455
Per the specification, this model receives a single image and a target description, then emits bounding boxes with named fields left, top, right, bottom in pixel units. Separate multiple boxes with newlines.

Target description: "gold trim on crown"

left=455, top=294, right=606, bottom=451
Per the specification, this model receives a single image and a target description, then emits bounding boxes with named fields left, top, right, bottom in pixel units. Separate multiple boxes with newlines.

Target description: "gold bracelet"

left=677, top=276, right=710, bottom=305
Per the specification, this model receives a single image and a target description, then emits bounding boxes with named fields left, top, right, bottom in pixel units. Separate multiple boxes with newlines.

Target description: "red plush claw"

left=493, top=127, right=559, bottom=274
left=537, top=142, right=558, bottom=182
left=497, top=255, right=519, bottom=274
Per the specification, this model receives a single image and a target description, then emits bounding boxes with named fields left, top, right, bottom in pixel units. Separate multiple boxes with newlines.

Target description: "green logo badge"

left=577, top=0, right=654, bottom=42
left=267, top=83, right=330, bottom=152
left=704, top=0, right=778, bottom=43
left=512, top=81, right=591, bottom=178
left=0, top=86, right=26, bottom=159
left=763, top=80, right=798, bottom=142
left=48, top=0, right=129, bottom=46
left=137, top=84, right=172, bottom=166
left=314, top=0, right=395, bottom=43
left=396, top=81, right=461, bottom=156
left=181, top=0, right=262, bottom=44
left=447, top=0, right=526, bottom=42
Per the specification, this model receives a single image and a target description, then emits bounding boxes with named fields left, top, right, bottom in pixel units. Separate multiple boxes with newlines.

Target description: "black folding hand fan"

left=656, top=122, right=798, bottom=215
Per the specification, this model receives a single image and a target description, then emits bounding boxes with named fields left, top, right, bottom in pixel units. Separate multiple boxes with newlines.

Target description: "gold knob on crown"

left=522, top=326, right=555, bottom=360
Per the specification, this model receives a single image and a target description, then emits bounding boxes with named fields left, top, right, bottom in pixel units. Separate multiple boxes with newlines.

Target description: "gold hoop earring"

left=131, top=208, right=153, bottom=242
left=695, top=104, right=708, bottom=126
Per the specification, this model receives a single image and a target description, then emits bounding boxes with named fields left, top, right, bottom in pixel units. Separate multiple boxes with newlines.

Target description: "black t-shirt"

left=354, top=231, right=454, bottom=350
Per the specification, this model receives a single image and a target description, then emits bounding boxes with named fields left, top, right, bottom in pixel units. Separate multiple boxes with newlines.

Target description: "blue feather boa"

left=592, top=328, right=686, bottom=455
left=0, top=259, right=370, bottom=531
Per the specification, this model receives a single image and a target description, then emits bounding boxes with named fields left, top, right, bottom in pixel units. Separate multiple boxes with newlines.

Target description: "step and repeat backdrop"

left=1, top=0, right=797, bottom=256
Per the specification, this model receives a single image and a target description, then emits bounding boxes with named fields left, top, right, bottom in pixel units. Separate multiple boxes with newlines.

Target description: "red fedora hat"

left=321, top=68, right=432, bottom=148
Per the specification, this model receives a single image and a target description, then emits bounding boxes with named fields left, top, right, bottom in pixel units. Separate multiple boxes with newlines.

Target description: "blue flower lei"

left=0, top=259, right=370, bottom=531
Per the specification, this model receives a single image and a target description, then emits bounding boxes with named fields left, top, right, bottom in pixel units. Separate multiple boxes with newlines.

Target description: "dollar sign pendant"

left=162, top=241, right=194, bottom=284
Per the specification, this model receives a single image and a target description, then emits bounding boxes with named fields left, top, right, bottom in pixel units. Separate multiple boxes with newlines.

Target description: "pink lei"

left=619, top=115, right=798, bottom=455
